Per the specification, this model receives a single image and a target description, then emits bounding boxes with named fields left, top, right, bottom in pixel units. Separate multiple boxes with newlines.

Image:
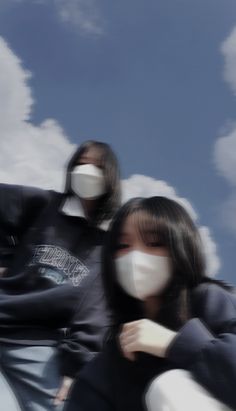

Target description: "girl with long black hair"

left=66, top=196, right=236, bottom=411
left=0, top=140, right=121, bottom=411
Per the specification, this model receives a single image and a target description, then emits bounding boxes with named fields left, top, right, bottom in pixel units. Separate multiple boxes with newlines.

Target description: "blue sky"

left=0, top=0, right=236, bottom=283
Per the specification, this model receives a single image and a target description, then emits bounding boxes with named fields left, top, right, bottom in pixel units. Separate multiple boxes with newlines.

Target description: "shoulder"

left=19, top=185, right=55, bottom=206
left=34, top=190, right=63, bottom=210
left=191, top=281, right=236, bottom=306
left=191, top=282, right=236, bottom=332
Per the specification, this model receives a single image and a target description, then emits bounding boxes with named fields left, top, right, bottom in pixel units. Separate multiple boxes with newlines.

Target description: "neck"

left=80, top=197, right=97, bottom=219
left=144, top=296, right=162, bottom=320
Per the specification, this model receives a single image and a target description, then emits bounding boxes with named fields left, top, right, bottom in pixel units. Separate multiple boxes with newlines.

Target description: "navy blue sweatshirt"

left=0, top=151, right=111, bottom=378
left=66, top=283, right=236, bottom=410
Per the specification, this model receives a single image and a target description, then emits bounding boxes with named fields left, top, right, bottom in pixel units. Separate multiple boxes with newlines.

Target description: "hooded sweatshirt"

left=67, top=283, right=236, bottom=411
left=0, top=148, right=111, bottom=378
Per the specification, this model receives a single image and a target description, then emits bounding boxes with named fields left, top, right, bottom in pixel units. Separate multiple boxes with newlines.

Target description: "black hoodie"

left=0, top=148, right=111, bottom=378
left=67, top=283, right=236, bottom=411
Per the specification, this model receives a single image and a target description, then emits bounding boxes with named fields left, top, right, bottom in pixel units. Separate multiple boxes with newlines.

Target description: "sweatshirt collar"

left=61, top=196, right=110, bottom=231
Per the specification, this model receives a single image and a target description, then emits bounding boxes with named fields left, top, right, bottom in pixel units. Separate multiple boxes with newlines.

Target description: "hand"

left=119, top=319, right=177, bottom=361
left=54, top=376, right=74, bottom=405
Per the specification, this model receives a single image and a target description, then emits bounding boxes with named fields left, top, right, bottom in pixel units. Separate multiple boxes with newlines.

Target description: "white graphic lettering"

left=29, top=245, right=89, bottom=287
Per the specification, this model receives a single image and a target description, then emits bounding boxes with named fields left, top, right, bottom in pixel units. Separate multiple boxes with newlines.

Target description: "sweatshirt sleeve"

left=0, top=183, right=50, bottom=266
left=59, top=272, right=111, bottom=378
left=167, top=284, right=236, bottom=409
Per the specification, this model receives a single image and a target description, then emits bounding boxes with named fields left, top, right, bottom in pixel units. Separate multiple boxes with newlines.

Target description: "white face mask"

left=71, top=164, right=106, bottom=199
left=115, top=250, right=172, bottom=300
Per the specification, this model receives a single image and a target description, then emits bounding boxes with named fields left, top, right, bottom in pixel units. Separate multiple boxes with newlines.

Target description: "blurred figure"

left=0, top=140, right=121, bottom=411
left=66, top=196, right=236, bottom=411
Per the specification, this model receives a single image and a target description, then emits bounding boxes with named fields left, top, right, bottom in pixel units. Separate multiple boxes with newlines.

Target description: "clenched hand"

left=119, top=319, right=177, bottom=361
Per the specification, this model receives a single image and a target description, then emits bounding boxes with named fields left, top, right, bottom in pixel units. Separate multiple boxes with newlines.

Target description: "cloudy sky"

left=0, top=0, right=236, bottom=284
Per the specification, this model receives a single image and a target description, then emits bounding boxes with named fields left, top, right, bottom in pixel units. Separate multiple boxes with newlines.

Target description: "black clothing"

left=67, top=283, right=236, bottom=410
left=0, top=149, right=111, bottom=378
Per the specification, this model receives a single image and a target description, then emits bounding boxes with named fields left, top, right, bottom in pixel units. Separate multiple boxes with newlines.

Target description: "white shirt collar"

left=61, top=196, right=110, bottom=231
left=61, top=196, right=85, bottom=218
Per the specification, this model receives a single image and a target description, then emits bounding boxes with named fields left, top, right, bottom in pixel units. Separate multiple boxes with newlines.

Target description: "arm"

left=167, top=284, right=236, bottom=409
left=0, top=183, right=50, bottom=267
left=56, top=272, right=111, bottom=403
left=59, top=272, right=111, bottom=379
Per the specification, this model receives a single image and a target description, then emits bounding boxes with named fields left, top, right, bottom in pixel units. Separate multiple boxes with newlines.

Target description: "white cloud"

left=0, top=36, right=220, bottom=278
left=220, top=193, right=236, bottom=234
left=122, top=175, right=220, bottom=277
left=198, top=226, right=221, bottom=278
left=0, top=36, right=32, bottom=130
left=55, top=0, right=104, bottom=35
left=214, top=126, right=236, bottom=186
left=213, top=26, right=236, bottom=236
left=122, top=174, right=198, bottom=220
left=1, top=0, right=104, bottom=36
left=0, top=36, right=74, bottom=191
left=221, top=26, right=236, bottom=95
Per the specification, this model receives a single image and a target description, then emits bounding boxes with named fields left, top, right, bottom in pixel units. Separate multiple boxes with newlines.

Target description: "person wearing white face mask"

left=70, top=164, right=106, bottom=200
left=115, top=250, right=172, bottom=301
left=66, top=196, right=236, bottom=411
left=0, top=140, right=121, bottom=411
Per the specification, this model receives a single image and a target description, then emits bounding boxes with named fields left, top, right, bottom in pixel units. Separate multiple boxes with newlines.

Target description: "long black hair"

left=103, top=196, right=228, bottom=331
left=65, top=140, right=121, bottom=224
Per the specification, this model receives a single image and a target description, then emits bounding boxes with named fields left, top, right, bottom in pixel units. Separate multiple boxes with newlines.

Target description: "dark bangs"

left=135, top=208, right=171, bottom=250
left=103, top=196, right=208, bottom=330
